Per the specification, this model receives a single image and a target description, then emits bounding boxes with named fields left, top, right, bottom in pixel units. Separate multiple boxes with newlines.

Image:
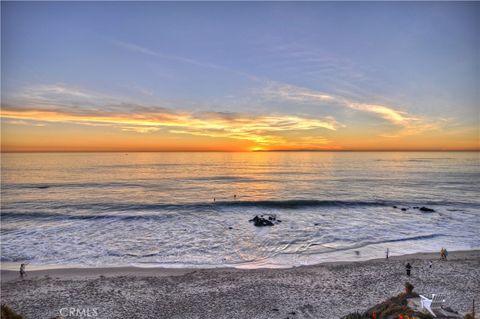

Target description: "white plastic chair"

left=419, top=294, right=446, bottom=317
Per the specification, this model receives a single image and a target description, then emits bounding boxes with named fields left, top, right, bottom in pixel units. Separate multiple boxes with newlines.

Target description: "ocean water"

left=1, top=152, right=479, bottom=270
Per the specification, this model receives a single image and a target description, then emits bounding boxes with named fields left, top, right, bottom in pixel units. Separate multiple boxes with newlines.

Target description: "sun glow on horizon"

left=2, top=108, right=478, bottom=152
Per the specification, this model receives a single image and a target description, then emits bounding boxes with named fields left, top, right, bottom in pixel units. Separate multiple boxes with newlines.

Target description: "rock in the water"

left=401, top=208, right=407, bottom=211
left=419, top=206, right=435, bottom=212
left=249, top=215, right=260, bottom=223
left=249, top=214, right=278, bottom=227
left=254, top=218, right=274, bottom=227
left=392, top=205, right=398, bottom=209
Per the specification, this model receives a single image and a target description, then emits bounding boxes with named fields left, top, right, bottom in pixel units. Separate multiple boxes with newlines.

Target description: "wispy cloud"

left=3, top=81, right=451, bottom=151
left=5, top=119, right=47, bottom=127
left=112, top=40, right=159, bottom=57
left=1, top=84, right=339, bottom=148
left=121, top=126, right=161, bottom=133
left=261, top=40, right=375, bottom=99
left=2, top=107, right=338, bottom=146
left=111, top=40, right=261, bottom=82
left=112, top=40, right=227, bottom=71
left=261, top=82, right=443, bottom=135
left=169, top=114, right=338, bottom=145
left=10, top=83, right=120, bottom=112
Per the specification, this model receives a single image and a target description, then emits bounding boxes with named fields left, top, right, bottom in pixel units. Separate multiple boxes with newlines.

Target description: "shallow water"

left=1, top=152, right=479, bottom=269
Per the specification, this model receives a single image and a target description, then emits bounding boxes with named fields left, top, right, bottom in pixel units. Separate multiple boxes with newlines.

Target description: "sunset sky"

left=1, top=2, right=479, bottom=152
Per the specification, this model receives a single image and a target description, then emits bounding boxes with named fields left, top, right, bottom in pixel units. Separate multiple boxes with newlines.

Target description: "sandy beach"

left=1, top=250, right=479, bottom=319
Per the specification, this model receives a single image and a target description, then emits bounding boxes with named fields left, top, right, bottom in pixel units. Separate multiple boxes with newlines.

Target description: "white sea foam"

left=1, top=152, right=479, bottom=269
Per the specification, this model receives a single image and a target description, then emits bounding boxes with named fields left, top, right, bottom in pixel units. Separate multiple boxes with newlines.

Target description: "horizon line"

left=1, top=149, right=479, bottom=153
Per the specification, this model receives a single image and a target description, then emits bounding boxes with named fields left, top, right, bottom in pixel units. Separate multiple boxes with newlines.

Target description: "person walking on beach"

left=440, top=247, right=448, bottom=260
left=19, top=263, right=26, bottom=279
left=406, top=263, right=412, bottom=276
left=386, top=248, right=389, bottom=260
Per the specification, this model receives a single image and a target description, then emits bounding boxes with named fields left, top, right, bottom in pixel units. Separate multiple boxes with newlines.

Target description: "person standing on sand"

left=386, top=248, right=389, bottom=260
left=19, top=263, right=26, bottom=279
left=440, top=247, right=449, bottom=260
left=406, top=263, right=412, bottom=276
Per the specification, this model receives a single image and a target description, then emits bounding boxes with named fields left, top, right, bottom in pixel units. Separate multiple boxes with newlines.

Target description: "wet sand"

left=1, top=250, right=479, bottom=319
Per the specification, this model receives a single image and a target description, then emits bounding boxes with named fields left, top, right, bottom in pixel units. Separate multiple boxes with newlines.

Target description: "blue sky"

left=1, top=2, right=479, bottom=151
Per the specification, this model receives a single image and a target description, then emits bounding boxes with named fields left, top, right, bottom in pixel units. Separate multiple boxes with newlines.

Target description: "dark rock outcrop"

left=394, top=205, right=436, bottom=213
left=249, top=214, right=279, bottom=227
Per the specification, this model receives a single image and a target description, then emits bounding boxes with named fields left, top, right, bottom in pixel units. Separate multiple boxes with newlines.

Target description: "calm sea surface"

left=1, top=152, right=479, bottom=269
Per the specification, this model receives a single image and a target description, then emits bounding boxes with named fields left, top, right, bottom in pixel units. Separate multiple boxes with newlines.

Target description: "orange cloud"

left=2, top=83, right=476, bottom=152
left=1, top=106, right=338, bottom=149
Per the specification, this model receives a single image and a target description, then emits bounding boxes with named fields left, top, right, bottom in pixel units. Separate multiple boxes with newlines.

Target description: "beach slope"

left=1, top=250, right=479, bottom=319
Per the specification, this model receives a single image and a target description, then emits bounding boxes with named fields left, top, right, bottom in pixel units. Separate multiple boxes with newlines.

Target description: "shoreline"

left=1, top=249, right=478, bottom=283
left=2, top=249, right=479, bottom=318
